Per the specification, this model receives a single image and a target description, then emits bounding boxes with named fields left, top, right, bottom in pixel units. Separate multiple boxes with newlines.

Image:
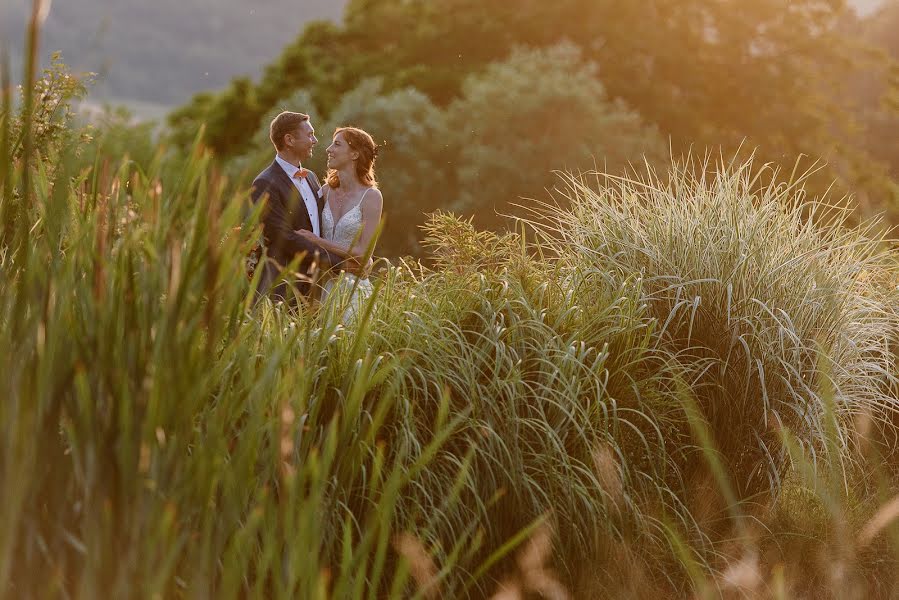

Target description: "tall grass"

left=538, top=159, right=899, bottom=499
left=527, top=159, right=899, bottom=595
left=0, top=37, right=485, bottom=595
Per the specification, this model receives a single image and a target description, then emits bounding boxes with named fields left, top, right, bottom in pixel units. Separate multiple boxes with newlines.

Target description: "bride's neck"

left=336, top=167, right=363, bottom=192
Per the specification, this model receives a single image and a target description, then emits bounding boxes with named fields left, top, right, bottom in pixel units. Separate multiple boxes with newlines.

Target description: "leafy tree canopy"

left=170, top=0, right=898, bottom=231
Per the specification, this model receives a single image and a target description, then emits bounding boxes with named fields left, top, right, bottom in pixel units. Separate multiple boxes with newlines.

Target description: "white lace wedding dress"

left=320, top=188, right=374, bottom=322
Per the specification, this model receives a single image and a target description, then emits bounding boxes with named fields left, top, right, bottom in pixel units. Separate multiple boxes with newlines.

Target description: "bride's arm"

left=296, top=189, right=383, bottom=260
left=294, top=183, right=355, bottom=261
left=348, top=189, right=383, bottom=258
left=294, top=230, right=373, bottom=275
left=296, top=232, right=352, bottom=258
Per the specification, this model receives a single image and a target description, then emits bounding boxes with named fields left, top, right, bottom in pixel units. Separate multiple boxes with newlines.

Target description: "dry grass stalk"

left=592, top=443, right=624, bottom=514
left=857, top=494, right=899, bottom=548
left=490, top=580, right=523, bottom=600
left=719, top=551, right=762, bottom=596
left=491, top=522, right=570, bottom=600
left=279, top=401, right=297, bottom=479
left=393, top=533, right=440, bottom=600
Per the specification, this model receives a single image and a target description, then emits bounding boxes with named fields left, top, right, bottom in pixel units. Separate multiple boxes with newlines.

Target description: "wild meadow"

left=4, top=6, right=899, bottom=600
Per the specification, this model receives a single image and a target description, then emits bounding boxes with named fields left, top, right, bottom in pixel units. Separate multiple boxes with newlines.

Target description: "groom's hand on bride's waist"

left=292, top=229, right=371, bottom=276
left=338, top=256, right=373, bottom=277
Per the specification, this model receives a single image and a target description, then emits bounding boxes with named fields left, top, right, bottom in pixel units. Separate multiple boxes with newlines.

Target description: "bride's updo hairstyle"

left=326, top=126, right=380, bottom=189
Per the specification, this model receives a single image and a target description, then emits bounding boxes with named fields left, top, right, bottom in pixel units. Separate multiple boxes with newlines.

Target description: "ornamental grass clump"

left=538, top=158, right=899, bottom=499
left=357, top=215, right=705, bottom=595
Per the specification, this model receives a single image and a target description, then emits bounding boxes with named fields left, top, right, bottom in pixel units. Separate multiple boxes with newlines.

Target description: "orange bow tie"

left=293, top=168, right=309, bottom=180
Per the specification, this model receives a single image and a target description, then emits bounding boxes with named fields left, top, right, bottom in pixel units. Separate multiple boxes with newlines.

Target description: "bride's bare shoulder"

left=361, top=187, right=383, bottom=214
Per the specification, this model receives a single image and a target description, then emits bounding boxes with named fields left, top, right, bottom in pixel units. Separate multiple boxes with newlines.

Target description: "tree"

left=173, top=0, right=898, bottom=231
left=8, top=53, right=92, bottom=164
left=184, top=0, right=889, bottom=163
left=854, top=3, right=899, bottom=178
left=330, top=0, right=897, bottom=220
left=445, top=44, right=667, bottom=229
left=167, top=92, right=215, bottom=152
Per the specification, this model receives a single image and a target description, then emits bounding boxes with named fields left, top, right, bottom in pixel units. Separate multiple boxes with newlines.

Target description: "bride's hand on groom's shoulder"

left=295, top=229, right=317, bottom=240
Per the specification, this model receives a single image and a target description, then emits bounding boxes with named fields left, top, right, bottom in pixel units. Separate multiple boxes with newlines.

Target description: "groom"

left=250, top=111, right=349, bottom=304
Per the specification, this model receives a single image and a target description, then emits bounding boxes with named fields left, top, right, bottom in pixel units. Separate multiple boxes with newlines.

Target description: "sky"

left=0, top=0, right=348, bottom=109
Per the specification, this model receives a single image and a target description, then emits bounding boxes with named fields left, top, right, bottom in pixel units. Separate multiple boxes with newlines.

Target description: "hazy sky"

left=1, top=0, right=348, bottom=107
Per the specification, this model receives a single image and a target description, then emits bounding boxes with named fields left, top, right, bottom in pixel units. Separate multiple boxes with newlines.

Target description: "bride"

left=296, top=126, right=383, bottom=321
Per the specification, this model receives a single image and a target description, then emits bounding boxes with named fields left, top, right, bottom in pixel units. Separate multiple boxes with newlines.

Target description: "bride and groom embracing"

left=250, top=111, right=383, bottom=319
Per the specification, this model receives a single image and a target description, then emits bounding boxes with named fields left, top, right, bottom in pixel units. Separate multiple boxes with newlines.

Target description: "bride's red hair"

left=326, top=127, right=379, bottom=189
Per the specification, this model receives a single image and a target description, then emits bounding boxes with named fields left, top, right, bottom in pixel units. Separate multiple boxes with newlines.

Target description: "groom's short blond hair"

left=270, top=111, right=310, bottom=151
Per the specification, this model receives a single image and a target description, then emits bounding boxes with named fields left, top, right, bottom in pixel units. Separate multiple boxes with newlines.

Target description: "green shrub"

left=77, top=105, right=159, bottom=175
left=7, top=52, right=92, bottom=163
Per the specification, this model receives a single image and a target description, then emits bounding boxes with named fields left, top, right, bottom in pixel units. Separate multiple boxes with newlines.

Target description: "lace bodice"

left=319, top=187, right=374, bottom=322
left=321, top=187, right=370, bottom=249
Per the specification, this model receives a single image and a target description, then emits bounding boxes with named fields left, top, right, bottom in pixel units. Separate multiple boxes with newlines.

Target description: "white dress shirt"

left=275, top=154, right=320, bottom=236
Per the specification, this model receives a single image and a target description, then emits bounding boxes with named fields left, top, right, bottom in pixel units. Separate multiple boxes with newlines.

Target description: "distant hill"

left=1, top=0, right=348, bottom=107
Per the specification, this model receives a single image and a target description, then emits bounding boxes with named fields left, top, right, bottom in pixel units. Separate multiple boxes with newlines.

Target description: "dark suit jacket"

left=250, top=160, right=342, bottom=302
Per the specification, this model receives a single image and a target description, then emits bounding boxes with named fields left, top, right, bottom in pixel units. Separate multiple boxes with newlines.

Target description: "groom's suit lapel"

left=268, top=160, right=295, bottom=202
left=268, top=160, right=314, bottom=231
